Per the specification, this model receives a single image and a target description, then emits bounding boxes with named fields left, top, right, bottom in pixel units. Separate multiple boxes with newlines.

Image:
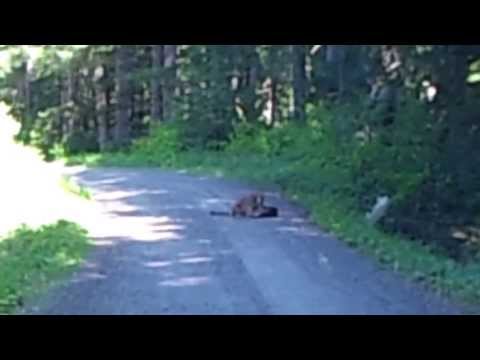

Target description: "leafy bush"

left=351, top=96, right=437, bottom=207
left=63, top=131, right=99, bottom=155
left=0, top=220, right=90, bottom=314
left=130, top=123, right=183, bottom=166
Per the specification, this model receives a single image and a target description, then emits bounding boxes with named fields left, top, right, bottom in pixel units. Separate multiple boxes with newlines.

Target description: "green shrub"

left=130, top=123, right=183, bottom=166
left=0, top=220, right=90, bottom=314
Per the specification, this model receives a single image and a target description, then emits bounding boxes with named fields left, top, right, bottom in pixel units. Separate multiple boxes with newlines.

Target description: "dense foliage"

left=0, top=220, right=90, bottom=314
left=1, top=44, right=480, bottom=266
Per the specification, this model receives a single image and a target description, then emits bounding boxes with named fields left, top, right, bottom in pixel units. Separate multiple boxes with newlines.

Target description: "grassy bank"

left=59, top=175, right=92, bottom=200
left=0, top=220, right=90, bottom=314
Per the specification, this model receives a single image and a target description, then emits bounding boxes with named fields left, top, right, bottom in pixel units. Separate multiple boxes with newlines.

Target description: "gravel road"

left=20, top=168, right=462, bottom=315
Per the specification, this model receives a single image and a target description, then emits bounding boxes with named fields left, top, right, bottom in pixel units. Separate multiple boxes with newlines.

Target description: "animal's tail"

left=209, top=211, right=232, bottom=217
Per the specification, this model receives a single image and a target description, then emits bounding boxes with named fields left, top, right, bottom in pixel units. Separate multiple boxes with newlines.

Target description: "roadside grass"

left=59, top=175, right=92, bottom=200
left=0, top=220, right=90, bottom=314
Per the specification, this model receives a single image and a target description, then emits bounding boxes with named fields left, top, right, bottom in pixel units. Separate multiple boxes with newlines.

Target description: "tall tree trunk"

left=68, top=67, right=80, bottom=133
left=94, top=64, right=109, bottom=152
left=114, top=45, right=133, bottom=148
left=151, top=45, right=164, bottom=123
left=17, top=61, right=32, bottom=142
left=139, top=86, right=147, bottom=124
left=59, top=74, right=68, bottom=142
left=292, top=45, right=307, bottom=122
left=53, top=76, right=63, bottom=145
left=445, top=45, right=469, bottom=106
left=326, top=45, right=347, bottom=100
left=270, top=78, right=278, bottom=127
left=338, top=61, right=345, bottom=98
left=132, top=87, right=148, bottom=138
left=163, top=45, right=177, bottom=121
left=62, top=66, right=79, bottom=143
left=96, top=91, right=109, bottom=152
left=24, top=64, right=31, bottom=122
left=242, top=46, right=262, bottom=123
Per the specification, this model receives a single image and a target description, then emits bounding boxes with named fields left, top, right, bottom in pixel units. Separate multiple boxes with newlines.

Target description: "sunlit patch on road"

left=159, top=276, right=210, bottom=287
